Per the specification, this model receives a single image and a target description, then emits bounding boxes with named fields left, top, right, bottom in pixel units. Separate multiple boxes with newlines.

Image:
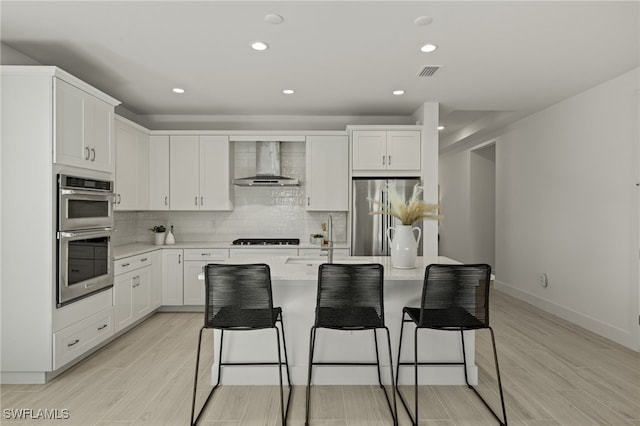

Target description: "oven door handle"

left=58, top=228, right=113, bottom=239
left=60, top=188, right=113, bottom=196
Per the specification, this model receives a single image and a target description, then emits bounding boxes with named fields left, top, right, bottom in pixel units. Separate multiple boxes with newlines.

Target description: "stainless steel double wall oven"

left=57, top=174, right=114, bottom=307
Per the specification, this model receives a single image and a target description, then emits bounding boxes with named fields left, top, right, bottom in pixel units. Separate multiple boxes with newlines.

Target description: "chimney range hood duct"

left=233, top=141, right=300, bottom=186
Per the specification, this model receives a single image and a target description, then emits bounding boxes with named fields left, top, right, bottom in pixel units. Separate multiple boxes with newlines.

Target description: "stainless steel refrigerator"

left=351, top=178, right=422, bottom=256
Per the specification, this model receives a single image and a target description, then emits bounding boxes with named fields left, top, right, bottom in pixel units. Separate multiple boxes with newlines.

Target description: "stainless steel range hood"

left=233, top=141, right=300, bottom=186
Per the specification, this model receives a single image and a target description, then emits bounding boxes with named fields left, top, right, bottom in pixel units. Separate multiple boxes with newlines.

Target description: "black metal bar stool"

left=395, top=263, right=507, bottom=425
left=305, top=263, right=397, bottom=425
left=190, top=263, right=292, bottom=425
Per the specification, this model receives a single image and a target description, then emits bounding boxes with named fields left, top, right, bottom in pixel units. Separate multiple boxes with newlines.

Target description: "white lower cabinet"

left=183, top=261, right=207, bottom=305
left=162, top=249, right=184, bottom=305
left=114, top=253, right=155, bottom=332
left=150, top=250, right=163, bottom=309
left=53, top=307, right=114, bottom=369
left=183, top=249, right=229, bottom=305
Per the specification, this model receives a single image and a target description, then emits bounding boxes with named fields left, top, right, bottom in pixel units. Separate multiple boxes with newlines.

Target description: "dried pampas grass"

left=368, top=184, right=441, bottom=226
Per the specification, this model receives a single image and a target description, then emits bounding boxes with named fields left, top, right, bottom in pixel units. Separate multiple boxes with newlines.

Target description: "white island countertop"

left=196, top=254, right=461, bottom=281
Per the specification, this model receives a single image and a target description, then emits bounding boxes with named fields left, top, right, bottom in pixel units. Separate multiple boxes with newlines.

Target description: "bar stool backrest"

left=203, top=263, right=275, bottom=329
left=419, top=264, right=492, bottom=329
left=315, top=263, right=385, bottom=329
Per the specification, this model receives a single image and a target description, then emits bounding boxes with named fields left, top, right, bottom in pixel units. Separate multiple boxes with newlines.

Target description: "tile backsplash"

left=113, top=141, right=347, bottom=246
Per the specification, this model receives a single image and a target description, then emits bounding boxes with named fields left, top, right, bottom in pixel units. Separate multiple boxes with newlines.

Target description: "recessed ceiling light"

left=438, top=125, right=445, bottom=131
left=392, top=90, right=405, bottom=96
left=414, top=16, right=433, bottom=26
left=251, top=41, right=269, bottom=51
left=172, top=88, right=185, bottom=94
left=420, top=44, right=437, bottom=53
left=282, top=89, right=295, bottom=95
left=265, top=14, right=284, bottom=24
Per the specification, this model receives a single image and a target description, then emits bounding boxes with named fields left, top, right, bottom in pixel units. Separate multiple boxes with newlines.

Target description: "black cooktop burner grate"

left=232, top=238, right=300, bottom=246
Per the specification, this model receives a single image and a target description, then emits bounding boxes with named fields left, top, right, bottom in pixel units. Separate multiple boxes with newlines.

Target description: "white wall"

left=439, top=148, right=472, bottom=261
left=0, top=43, right=40, bottom=65
left=470, top=144, right=496, bottom=267
left=440, top=68, right=640, bottom=350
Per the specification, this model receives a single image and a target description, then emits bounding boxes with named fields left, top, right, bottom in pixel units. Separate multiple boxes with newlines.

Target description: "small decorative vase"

left=154, top=232, right=165, bottom=245
left=165, top=226, right=175, bottom=245
left=386, top=225, right=421, bottom=269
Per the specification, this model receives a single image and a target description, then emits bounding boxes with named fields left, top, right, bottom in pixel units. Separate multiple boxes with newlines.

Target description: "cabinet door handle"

left=121, top=263, right=130, bottom=267
left=178, top=254, right=181, bottom=264
left=164, top=196, right=168, bottom=206
left=382, top=155, right=386, bottom=165
left=388, top=155, right=391, bottom=165
left=67, top=339, right=80, bottom=347
left=200, top=196, right=203, bottom=206
left=307, top=197, right=310, bottom=206
left=195, top=196, right=198, bottom=206
left=97, top=324, right=108, bottom=331
left=117, top=194, right=122, bottom=205
left=141, top=258, right=148, bottom=262
left=84, top=147, right=90, bottom=160
left=201, top=253, right=211, bottom=256
left=90, top=148, right=96, bottom=161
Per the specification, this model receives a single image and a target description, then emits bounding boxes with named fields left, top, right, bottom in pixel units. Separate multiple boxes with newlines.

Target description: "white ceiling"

left=1, top=1, right=638, bottom=136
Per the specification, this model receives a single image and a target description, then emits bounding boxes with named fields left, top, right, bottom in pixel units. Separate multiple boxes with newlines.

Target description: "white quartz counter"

left=195, top=254, right=461, bottom=281
left=112, top=242, right=351, bottom=260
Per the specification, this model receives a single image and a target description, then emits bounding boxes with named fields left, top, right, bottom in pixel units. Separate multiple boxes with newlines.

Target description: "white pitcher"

left=386, top=225, right=421, bottom=269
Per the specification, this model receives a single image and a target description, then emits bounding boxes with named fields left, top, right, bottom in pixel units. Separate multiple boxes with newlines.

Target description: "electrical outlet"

left=539, top=273, right=549, bottom=288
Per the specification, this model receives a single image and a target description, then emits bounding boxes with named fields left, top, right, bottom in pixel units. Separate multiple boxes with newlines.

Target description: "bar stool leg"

left=277, top=316, right=293, bottom=422
left=275, top=328, right=285, bottom=425
left=373, top=329, right=383, bottom=388
left=414, top=326, right=419, bottom=426
left=384, top=326, right=398, bottom=425
left=305, top=326, right=317, bottom=426
left=190, top=327, right=205, bottom=425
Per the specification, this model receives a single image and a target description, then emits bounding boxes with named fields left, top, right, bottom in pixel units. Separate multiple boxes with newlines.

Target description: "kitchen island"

left=199, top=254, right=479, bottom=386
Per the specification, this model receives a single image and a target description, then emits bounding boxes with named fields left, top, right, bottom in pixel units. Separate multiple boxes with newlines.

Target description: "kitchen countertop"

left=113, top=241, right=351, bottom=260
left=195, top=254, right=460, bottom=281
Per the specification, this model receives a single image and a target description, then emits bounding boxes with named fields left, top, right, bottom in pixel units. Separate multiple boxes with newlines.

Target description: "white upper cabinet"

left=200, top=136, right=233, bottom=210
left=351, top=129, right=421, bottom=173
left=148, top=135, right=170, bottom=210
left=114, top=117, right=149, bottom=210
left=169, top=135, right=232, bottom=211
left=306, top=135, right=349, bottom=211
left=386, top=131, right=422, bottom=171
left=54, top=78, right=115, bottom=173
left=169, top=135, right=200, bottom=210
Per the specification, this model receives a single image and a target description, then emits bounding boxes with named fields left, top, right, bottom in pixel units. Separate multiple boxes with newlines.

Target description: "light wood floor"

left=1, top=290, right=639, bottom=425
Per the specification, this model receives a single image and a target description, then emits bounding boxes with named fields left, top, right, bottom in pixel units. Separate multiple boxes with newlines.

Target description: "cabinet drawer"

left=114, top=252, right=153, bottom=275
left=53, top=307, right=114, bottom=369
left=184, top=248, right=229, bottom=261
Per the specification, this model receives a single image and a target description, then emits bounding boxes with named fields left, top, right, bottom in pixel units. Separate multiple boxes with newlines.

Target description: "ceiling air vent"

left=418, top=66, right=440, bottom=77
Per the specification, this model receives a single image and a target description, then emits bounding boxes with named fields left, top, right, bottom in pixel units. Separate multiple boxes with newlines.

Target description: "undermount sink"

left=285, top=257, right=364, bottom=265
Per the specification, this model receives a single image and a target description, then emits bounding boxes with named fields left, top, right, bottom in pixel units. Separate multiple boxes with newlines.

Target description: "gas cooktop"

left=232, top=238, right=300, bottom=246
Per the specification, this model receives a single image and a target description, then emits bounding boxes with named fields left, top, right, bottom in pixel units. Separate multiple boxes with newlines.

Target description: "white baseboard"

left=494, top=280, right=639, bottom=351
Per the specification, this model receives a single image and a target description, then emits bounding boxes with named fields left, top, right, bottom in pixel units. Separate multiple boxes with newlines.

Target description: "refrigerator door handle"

left=381, top=189, right=387, bottom=254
